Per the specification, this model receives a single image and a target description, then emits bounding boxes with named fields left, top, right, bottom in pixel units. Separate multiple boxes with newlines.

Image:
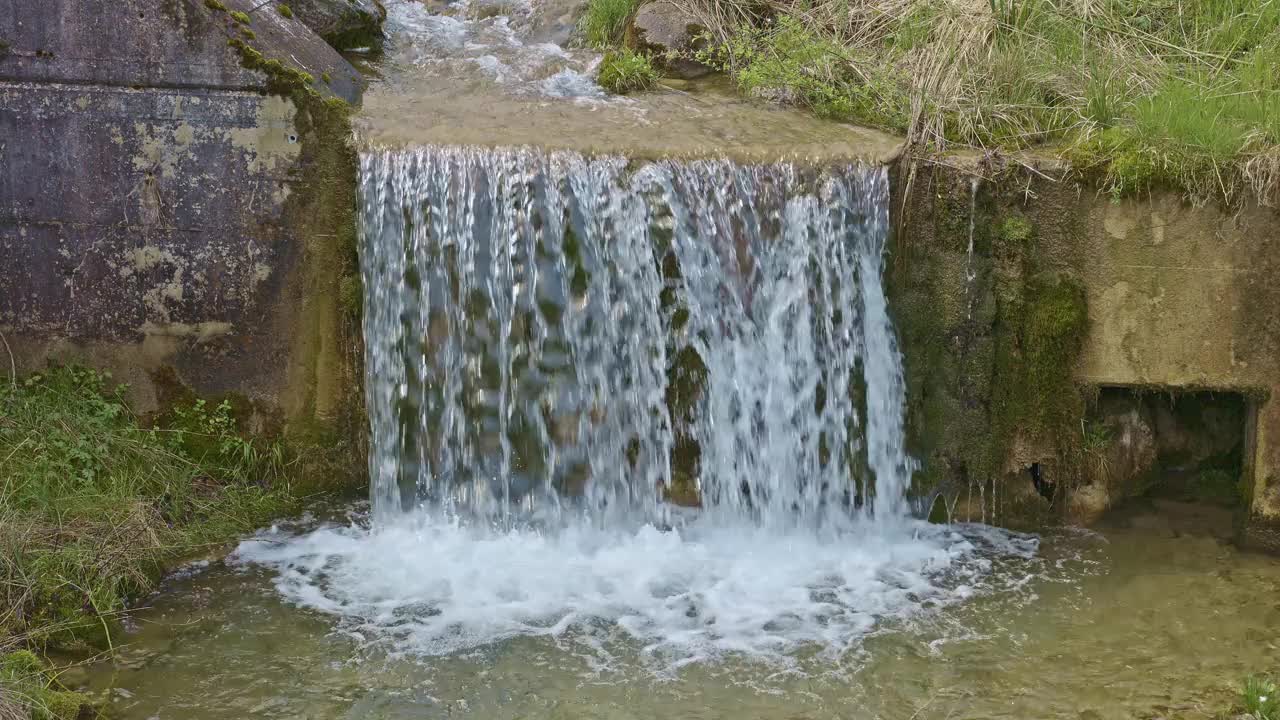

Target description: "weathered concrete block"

left=889, top=157, right=1280, bottom=548
left=0, top=0, right=365, bottom=476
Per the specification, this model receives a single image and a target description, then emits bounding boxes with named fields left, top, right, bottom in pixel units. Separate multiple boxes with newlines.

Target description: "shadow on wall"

left=1070, top=386, right=1254, bottom=526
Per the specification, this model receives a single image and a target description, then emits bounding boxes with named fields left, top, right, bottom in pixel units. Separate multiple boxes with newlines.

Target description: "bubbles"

left=233, top=512, right=1040, bottom=674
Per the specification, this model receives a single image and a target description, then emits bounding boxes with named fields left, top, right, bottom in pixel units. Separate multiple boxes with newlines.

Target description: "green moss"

left=1, top=650, right=92, bottom=720
left=998, top=214, right=1033, bottom=245
left=892, top=170, right=1091, bottom=522
left=339, top=274, right=363, bottom=319
left=230, top=10, right=251, bottom=24
left=322, top=72, right=332, bottom=84
left=598, top=49, right=658, bottom=94
left=277, top=3, right=293, bottom=18
left=241, top=28, right=256, bottom=39
left=204, top=0, right=227, bottom=10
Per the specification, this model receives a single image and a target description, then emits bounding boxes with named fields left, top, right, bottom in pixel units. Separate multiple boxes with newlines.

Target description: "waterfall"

left=234, top=145, right=1035, bottom=670
left=359, top=146, right=915, bottom=528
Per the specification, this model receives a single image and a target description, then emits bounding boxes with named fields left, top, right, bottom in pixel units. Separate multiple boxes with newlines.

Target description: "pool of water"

left=77, top=502, right=1279, bottom=720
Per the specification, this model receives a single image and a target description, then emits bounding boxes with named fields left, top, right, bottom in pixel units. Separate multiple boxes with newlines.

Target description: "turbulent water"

left=236, top=146, right=1035, bottom=672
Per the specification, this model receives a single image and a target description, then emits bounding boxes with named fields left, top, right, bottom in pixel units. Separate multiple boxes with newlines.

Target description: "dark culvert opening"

left=1083, top=386, right=1254, bottom=537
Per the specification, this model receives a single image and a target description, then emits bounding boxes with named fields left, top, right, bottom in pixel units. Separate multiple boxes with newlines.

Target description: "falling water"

left=235, top=145, right=1035, bottom=670
left=358, top=146, right=914, bottom=528
left=964, top=176, right=980, bottom=321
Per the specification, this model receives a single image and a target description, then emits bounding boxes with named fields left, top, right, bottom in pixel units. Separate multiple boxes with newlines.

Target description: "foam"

left=233, top=513, right=1038, bottom=673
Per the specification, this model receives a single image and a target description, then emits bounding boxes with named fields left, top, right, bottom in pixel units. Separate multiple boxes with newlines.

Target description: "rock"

left=624, top=2, right=711, bottom=80
left=1067, top=482, right=1112, bottom=525
left=288, top=0, right=387, bottom=50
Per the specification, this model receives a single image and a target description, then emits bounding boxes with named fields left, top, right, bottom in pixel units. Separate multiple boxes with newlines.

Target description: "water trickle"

left=964, top=176, right=980, bottom=321
left=359, top=146, right=914, bottom=528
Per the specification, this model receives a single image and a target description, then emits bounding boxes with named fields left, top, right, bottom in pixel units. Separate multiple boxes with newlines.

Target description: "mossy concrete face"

left=888, top=156, right=1280, bottom=547
left=0, top=0, right=366, bottom=487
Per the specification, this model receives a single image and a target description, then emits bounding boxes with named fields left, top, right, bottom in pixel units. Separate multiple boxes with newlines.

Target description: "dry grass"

left=673, top=0, right=1280, bottom=204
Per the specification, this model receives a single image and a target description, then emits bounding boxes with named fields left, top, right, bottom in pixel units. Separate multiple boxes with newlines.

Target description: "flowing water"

left=78, top=144, right=1280, bottom=719
left=71, top=3, right=1280, bottom=715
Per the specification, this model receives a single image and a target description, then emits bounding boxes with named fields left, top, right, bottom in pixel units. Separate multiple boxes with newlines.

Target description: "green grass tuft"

left=1243, top=675, right=1279, bottom=720
left=579, top=0, right=639, bottom=49
left=0, top=367, right=295, bottom=655
left=598, top=48, right=659, bottom=94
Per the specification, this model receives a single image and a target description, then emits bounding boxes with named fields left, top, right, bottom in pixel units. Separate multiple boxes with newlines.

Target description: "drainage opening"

left=1082, top=386, right=1253, bottom=536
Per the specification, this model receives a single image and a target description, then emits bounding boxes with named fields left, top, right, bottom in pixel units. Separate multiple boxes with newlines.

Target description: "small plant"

left=579, top=0, right=638, bottom=49
left=598, top=49, right=658, bottom=94
left=204, top=0, right=227, bottom=10
left=231, top=10, right=251, bottom=24
left=1243, top=675, right=1279, bottom=720
left=278, top=3, right=293, bottom=18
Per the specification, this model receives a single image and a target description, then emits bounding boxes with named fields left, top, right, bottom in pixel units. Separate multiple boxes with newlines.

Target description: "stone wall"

left=889, top=156, right=1280, bottom=549
left=0, top=0, right=366, bottom=484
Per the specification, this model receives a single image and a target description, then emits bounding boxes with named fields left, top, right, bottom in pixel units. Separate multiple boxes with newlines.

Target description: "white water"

left=382, top=0, right=608, bottom=101
left=236, top=146, right=1039, bottom=672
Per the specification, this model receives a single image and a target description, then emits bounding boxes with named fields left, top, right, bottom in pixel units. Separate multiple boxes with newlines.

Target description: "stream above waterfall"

left=354, top=1, right=902, bottom=160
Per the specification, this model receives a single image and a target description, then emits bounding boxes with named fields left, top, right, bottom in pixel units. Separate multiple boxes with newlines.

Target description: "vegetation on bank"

left=579, top=0, right=1280, bottom=205
left=599, top=49, right=660, bottom=93
left=0, top=367, right=297, bottom=719
left=1241, top=675, right=1279, bottom=720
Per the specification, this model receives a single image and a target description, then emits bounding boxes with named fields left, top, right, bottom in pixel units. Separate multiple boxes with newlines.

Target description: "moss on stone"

left=278, top=3, right=294, bottom=19
left=1, top=650, right=93, bottom=720
left=204, top=0, right=227, bottom=10
left=218, top=14, right=365, bottom=488
left=890, top=163, right=1090, bottom=525
left=339, top=274, right=362, bottom=319
left=230, top=10, right=251, bottom=24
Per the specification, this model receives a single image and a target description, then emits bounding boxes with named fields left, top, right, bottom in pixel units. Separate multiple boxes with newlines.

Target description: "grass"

left=668, top=0, right=1280, bottom=205
left=580, top=0, right=641, bottom=48
left=1240, top=675, right=1279, bottom=720
left=598, top=48, right=660, bottom=93
left=1, top=366, right=297, bottom=718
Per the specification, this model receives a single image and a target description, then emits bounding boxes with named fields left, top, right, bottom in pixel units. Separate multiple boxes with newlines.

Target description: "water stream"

left=68, top=4, right=1280, bottom=717
left=224, top=147, right=1019, bottom=669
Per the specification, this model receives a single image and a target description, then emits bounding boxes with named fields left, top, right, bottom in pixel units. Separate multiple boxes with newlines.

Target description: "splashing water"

left=235, top=146, right=1036, bottom=672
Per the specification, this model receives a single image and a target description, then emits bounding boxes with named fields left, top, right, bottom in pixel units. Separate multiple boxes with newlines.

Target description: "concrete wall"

left=0, top=0, right=365, bottom=478
left=889, top=157, right=1280, bottom=549
left=1074, top=196, right=1280, bottom=550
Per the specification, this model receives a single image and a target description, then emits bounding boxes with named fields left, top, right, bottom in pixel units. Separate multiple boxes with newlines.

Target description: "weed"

left=1243, top=675, right=1279, bottom=720
left=0, top=367, right=294, bottom=653
left=579, top=0, right=639, bottom=49
left=698, top=17, right=907, bottom=126
left=598, top=49, right=659, bottom=94
left=675, top=0, right=1280, bottom=204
